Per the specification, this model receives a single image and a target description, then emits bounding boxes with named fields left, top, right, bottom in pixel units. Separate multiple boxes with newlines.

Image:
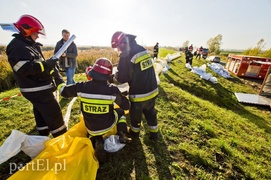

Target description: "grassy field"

left=1, top=48, right=271, bottom=179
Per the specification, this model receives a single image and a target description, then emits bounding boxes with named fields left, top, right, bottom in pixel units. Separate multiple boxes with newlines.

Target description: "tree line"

left=181, top=35, right=271, bottom=58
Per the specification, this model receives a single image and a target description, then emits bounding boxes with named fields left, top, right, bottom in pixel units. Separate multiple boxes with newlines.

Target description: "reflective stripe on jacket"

left=60, top=80, right=130, bottom=134
left=116, top=45, right=158, bottom=102
left=20, top=83, right=54, bottom=92
left=6, top=34, right=58, bottom=92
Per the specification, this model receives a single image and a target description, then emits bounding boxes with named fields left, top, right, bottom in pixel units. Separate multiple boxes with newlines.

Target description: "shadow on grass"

left=96, top=95, right=174, bottom=179
left=96, top=130, right=174, bottom=180
left=96, top=137, right=150, bottom=180
left=157, top=84, right=249, bottom=179
left=143, top=132, right=174, bottom=180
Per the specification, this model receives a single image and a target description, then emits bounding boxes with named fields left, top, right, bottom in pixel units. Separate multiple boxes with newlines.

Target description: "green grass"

left=1, top=49, right=271, bottom=179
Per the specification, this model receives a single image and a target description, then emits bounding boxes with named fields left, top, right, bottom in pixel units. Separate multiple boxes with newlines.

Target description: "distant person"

left=189, top=44, right=193, bottom=51
left=110, top=31, right=159, bottom=141
left=196, top=46, right=203, bottom=60
left=5, top=14, right=67, bottom=137
left=59, top=58, right=130, bottom=163
left=153, top=42, right=159, bottom=59
left=199, top=46, right=203, bottom=52
left=54, top=29, right=78, bottom=85
left=185, top=46, right=193, bottom=65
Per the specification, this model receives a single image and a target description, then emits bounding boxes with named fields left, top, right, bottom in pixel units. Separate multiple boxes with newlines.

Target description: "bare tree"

left=243, top=39, right=266, bottom=56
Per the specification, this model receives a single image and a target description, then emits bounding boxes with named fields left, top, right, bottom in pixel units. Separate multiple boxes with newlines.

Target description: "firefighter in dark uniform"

left=59, top=58, right=130, bottom=163
left=110, top=31, right=159, bottom=141
left=185, top=46, right=193, bottom=66
left=5, top=15, right=67, bottom=137
left=153, top=42, right=159, bottom=59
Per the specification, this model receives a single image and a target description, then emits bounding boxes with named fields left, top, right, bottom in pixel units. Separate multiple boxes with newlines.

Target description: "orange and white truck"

left=226, top=54, right=271, bottom=79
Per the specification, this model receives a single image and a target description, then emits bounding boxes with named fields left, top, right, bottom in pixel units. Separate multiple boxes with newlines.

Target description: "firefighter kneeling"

left=59, top=58, right=131, bottom=163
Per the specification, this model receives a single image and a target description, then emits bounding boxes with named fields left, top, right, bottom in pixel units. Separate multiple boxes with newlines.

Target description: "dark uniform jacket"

left=6, top=34, right=63, bottom=93
left=60, top=80, right=130, bottom=135
left=115, top=39, right=158, bottom=102
left=54, top=39, right=78, bottom=69
left=153, top=44, right=159, bottom=55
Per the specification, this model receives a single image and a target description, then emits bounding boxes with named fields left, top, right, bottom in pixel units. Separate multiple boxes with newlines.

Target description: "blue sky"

left=0, top=0, right=271, bottom=50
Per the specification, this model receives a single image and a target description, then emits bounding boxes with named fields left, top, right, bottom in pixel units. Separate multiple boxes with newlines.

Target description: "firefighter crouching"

left=59, top=58, right=131, bottom=163
left=5, top=14, right=67, bottom=137
left=110, top=31, right=159, bottom=141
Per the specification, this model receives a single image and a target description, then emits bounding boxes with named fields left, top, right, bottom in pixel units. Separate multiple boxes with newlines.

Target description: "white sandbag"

left=201, top=73, right=212, bottom=80
left=209, top=77, right=218, bottom=83
left=192, top=66, right=205, bottom=75
left=166, top=52, right=181, bottom=62
left=208, top=63, right=231, bottom=78
left=162, top=67, right=168, bottom=74
left=199, top=64, right=207, bottom=72
left=21, top=135, right=50, bottom=159
left=0, top=130, right=25, bottom=164
left=104, top=135, right=125, bottom=153
left=0, top=130, right=50, bottom=164
left=165, top=63, right=171, bottom=70
left=154, top=63, right=163, bottom=75
left=156, top=59, right=168, bottom=67
left=162, top=64, right=171, bottom=74
left=166, top=54, right=171, bottom=62
left=185, top=63, right=192, bottom=69
left=156, top=75, right=160, bottom=85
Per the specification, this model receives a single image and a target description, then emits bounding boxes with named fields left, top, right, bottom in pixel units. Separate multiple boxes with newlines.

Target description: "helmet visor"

left=37, top=27, right=46, bottom=38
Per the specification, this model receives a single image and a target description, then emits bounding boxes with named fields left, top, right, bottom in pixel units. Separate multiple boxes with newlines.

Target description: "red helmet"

left=111, top=31, right=126, bottom=48
left=88, top=58, right=113, bottom=81
left=85, top=66, right=93, bottom=80
left=14, top=14, right=46, bottom=37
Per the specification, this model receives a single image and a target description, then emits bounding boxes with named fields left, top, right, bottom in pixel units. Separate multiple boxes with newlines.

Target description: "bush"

left=0, top=55, right=15, bottom=92
left=0, top=47, right=120, bottom=91
left=0, top=46, right=5, bottom=54
left=76, top=47, right=119, bottom=73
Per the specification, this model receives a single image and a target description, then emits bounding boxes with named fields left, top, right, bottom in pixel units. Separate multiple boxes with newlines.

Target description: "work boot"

left=93, top=136, right=108, bottom=164
left=128, top=129, right=140, bottom=138
left=118, top=131, right=132, bottom=144
left=149, top=132, right=158, bottom=142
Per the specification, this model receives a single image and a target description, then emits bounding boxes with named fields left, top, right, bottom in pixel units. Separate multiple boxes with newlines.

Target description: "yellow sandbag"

left=9, top=116, right=99, bottom=180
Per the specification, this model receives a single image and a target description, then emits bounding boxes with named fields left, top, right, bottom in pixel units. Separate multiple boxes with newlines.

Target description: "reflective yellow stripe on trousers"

left=129, top=88, right=158, bottom=102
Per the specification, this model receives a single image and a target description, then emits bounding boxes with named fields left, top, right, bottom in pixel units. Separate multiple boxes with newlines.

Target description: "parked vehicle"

left=226, top=54, right=271, bottom=79
left=206, top=56, right=221, bottom=63
left=201, top=48, right=209, bottom=59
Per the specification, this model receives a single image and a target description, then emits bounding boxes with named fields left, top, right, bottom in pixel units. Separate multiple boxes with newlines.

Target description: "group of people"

left=4, top=14, right=159, bottom=163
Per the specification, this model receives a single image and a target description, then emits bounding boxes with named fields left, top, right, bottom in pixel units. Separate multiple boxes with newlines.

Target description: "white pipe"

left=52, top=34, right=76, bottom=60
left=64, top=97, right=78, bottom=129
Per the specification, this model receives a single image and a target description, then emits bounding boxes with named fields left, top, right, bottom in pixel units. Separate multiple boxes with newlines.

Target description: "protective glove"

left=108, top=74, right=115, bottom=84
left=51, top=67, right=65, bottom=86
left=45, top=58, right=58, bottom=70
left=118, top=131, right=132, bottom=144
